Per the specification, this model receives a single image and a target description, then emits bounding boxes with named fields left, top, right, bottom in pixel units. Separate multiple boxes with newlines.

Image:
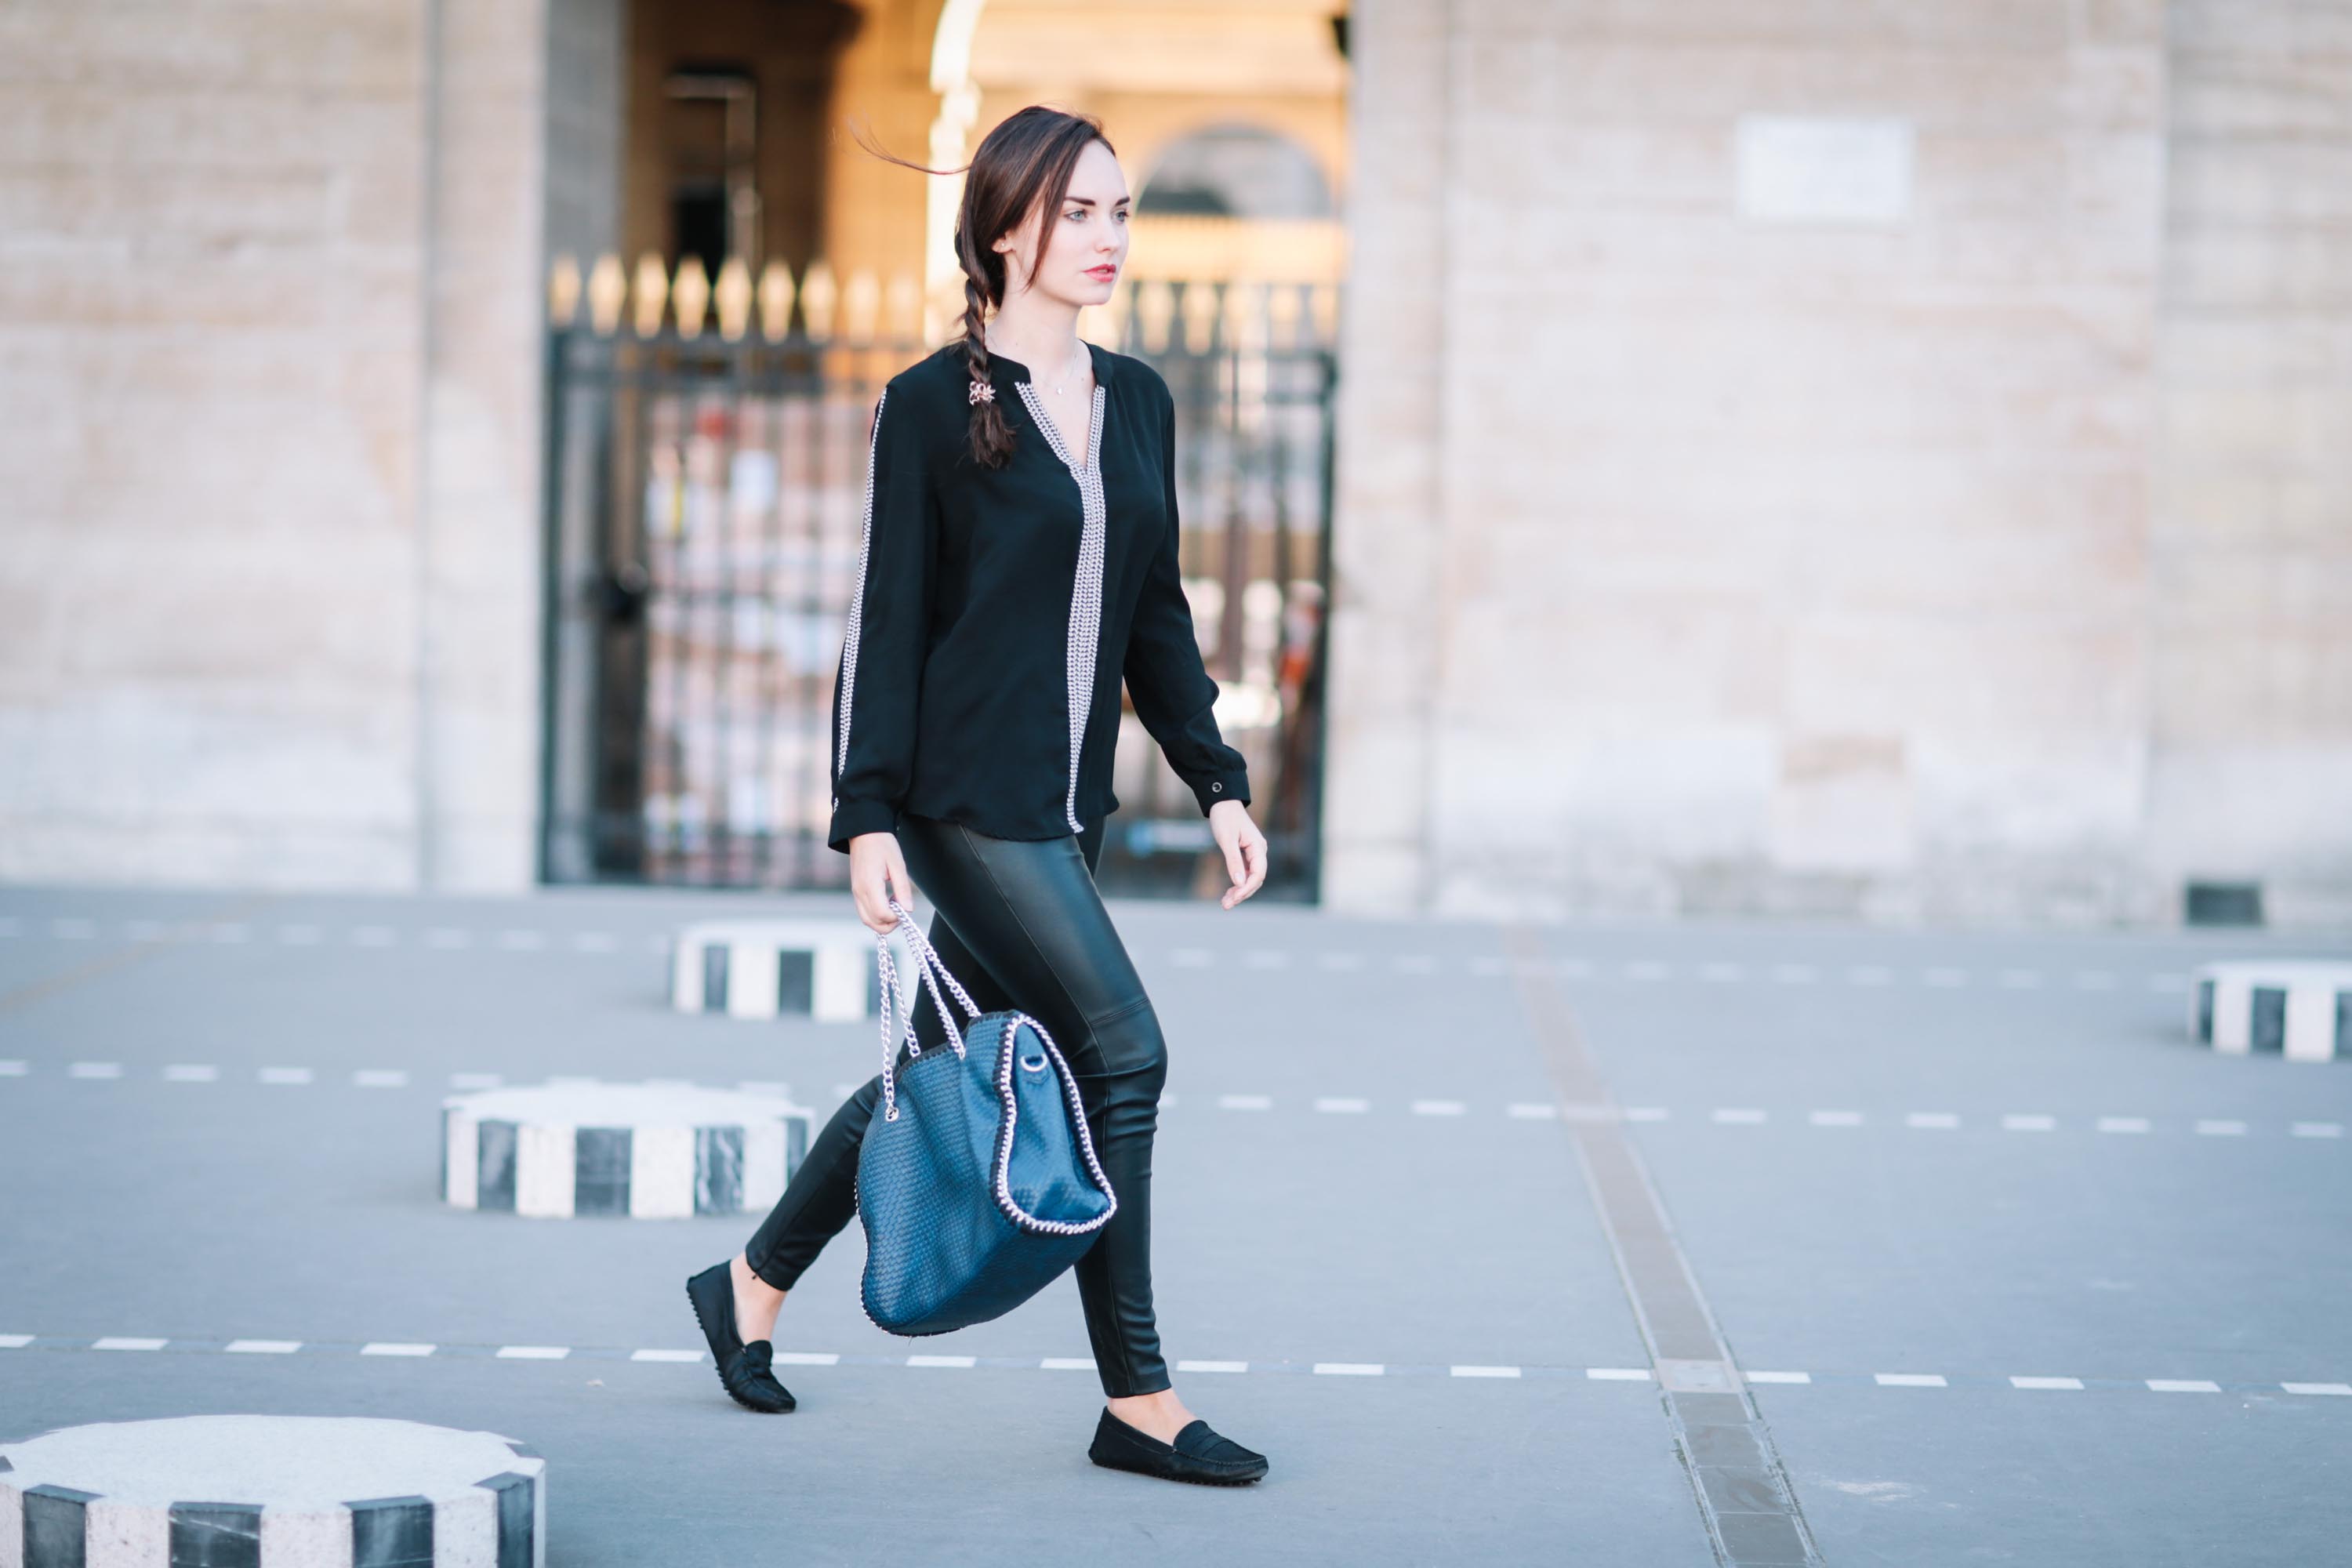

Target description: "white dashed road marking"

left=4, top=1329, right=2343, bottom=1397
left=4, top=1061, right=2334, bottom=1146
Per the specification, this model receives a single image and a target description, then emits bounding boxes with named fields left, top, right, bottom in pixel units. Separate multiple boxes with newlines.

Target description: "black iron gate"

left=538, top=285, right=1336, bottom=901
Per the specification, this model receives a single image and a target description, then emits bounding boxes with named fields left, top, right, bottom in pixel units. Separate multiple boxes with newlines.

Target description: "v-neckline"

left=995, top=342, right=1105, bottom=474
left=1016, top=378, right=1105, bottom=476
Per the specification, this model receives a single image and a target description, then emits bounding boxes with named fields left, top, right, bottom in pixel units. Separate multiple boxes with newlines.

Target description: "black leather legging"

left=742, top=811, right=1173, bottom=1398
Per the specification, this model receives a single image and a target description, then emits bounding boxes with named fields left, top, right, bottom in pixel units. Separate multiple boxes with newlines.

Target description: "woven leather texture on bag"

left=858, top=1010, right=1116, bottom=1336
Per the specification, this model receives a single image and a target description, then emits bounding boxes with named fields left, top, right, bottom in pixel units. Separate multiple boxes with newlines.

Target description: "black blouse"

left=826, top=339, right=1251, bottom=855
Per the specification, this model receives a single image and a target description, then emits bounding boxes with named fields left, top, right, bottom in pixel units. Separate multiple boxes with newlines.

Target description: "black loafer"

left=1087, top=1408, right=1268, bottom=1485
left=685, top=1261, right=796, bottom=1414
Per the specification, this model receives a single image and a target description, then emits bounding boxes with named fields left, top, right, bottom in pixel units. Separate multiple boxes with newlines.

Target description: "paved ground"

left=2, top=884, right=2347, bottom=1564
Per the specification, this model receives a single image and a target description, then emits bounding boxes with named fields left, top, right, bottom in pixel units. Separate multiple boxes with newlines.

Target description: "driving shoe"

left=1087, top=1408, right=1268, bottom=1485
left=685, top=1260, right=797, bottom=1414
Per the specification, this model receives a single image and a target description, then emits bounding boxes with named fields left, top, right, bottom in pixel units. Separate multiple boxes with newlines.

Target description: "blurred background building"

left=3, top=1, right=2346, bottom=927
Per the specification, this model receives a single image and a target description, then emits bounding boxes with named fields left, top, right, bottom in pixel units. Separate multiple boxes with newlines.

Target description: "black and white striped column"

left=2192, top=960, right=2352, bottom=1062
left=441, top=1081, right=811, bottom=1218
left=0, top=1414, right=544, bottom=1567
left=669, top=919, right=892, bottom=1021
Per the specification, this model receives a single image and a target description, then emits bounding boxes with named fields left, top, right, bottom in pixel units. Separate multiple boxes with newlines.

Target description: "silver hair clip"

left=967, top=377, right=996, bottom=405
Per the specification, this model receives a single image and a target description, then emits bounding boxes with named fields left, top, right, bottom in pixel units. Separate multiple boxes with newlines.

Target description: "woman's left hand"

left=1209, top=798, right=1267, bottom=909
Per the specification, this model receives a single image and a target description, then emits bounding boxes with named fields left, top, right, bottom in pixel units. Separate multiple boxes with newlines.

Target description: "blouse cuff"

left=1186, top=769, right=1251, bottom=818
left=827, top=797, right=900, bottom=855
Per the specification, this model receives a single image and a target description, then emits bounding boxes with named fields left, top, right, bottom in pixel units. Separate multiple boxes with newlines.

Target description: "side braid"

left=851, top=106, right=1105, bottom=467
left=956, top=224, right=1015, bottom=468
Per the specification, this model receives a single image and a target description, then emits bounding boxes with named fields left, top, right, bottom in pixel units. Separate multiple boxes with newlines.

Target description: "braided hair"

left=851, top=106, right=1110, bottom=469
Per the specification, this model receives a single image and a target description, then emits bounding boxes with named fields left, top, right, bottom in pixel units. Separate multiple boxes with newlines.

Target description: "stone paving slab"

left=3, top=884, right=2349, bottom=1562
left=0, top=1352, right=1711, bottom=1566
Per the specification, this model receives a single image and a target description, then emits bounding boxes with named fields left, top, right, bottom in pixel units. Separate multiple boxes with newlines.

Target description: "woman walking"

left=685, top=106, right=1272, bottom=1486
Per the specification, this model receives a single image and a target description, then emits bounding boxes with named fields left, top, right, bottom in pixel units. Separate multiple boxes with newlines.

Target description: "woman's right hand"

left=849, top=830, right=918, bottom=934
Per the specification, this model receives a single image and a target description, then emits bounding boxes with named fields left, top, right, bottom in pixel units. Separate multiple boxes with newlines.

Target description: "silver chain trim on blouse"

left=831, top=387, right=890, bottom=812
left=1014, top=378, right=1109, bottom=833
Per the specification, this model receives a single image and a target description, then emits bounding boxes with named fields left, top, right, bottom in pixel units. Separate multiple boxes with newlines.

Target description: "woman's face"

left=996, top=140, right=1131, bottom=308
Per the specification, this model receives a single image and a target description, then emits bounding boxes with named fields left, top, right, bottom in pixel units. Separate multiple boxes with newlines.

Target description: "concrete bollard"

left=441, top=1080, right=811, bottom=1218
left=669, top=918, right=903, bottom=1022
left=0, top=1414, right=544, bottom=1567
left=2190, top=960, right=2352, bottom=1062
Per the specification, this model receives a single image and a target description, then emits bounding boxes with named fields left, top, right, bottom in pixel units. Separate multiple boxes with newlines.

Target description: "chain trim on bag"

left=987, top=1011, right=1118, bottom=1236
left=873, top=898, right=977, bottom=1123
left=871, top=899, right=1119, bottom=1235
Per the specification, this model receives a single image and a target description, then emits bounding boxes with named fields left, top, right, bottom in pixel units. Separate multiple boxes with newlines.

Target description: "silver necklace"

left=1004, top=339, right=1090, bottom=395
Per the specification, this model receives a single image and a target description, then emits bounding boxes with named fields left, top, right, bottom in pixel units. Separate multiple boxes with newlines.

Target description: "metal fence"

left=538, top=266, right=1338, bottom=902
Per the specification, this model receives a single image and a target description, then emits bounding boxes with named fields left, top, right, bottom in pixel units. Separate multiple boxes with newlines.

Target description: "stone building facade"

left=1330, top=0, right=2350, bottom=924
left=2, top=0, right=2344, bottom=924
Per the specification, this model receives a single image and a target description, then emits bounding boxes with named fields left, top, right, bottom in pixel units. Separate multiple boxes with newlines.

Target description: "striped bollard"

left=670, top=919, right=898, bottom=1021
left=2191, top=959, right=2352, bottom=1062
left=441, top=1081, right=811, bottom=1218
left=0, top=1414, right=543, bottom=1566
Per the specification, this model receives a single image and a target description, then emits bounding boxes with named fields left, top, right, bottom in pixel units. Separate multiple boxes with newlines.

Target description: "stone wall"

left=1329, top=0, right=2348, bottom=925
left=0, top=0, right=583, bottom=891
left=5, top=0, right=2343, bottom=921
left=2147, top=1, right=2352, bottom=924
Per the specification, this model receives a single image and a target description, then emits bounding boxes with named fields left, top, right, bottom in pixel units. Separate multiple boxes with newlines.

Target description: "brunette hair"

left=851, top=106, right=1112, bottom=468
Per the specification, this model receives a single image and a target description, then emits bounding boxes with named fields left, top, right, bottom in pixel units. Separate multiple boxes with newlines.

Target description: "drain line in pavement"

left=1502, top=922, right=1825, bottom=1567
left=0, top=893, right=282, bottom=1017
